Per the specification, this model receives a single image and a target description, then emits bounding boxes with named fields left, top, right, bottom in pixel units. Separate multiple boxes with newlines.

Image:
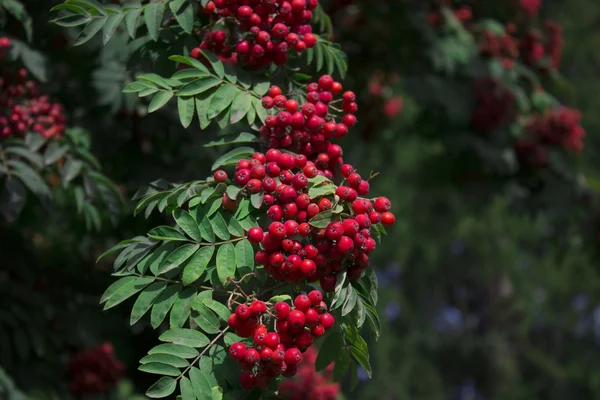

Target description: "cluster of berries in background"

left=193, top=0, right=318, bottom=67
left=260, top=75, right=357, bottom=179
left=67, top=343, right=125, bottom=395
left=277, top=346, right=339, bottom=400
left=228, top=292, right=335, bottom=389
left=470, top=77, right=516, bottom=133
left=0, top=38, right=66, bottom=140
left=515, top=107, right=585, bottom=169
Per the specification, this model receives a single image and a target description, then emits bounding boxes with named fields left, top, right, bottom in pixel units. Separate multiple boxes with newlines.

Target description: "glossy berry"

left=214, top=170, right=228, bottom=182
left=288, top=310, right=306, bottom=329
left=294, top=294, right=311, bottom=311
left=248, top=227, right=264, bottom=243
left=274, top=302, right=291, bottom=320
left=229, top=342, right=247, bottom=361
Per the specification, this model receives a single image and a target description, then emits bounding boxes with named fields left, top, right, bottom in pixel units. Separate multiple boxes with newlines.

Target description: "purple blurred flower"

left=433, top=306, right=463, bottom=333
left=384, top=301, right=401, bottom=321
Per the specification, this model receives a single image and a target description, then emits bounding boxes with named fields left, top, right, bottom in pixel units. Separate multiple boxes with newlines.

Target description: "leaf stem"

left=178, top=326, right=230, bottom=381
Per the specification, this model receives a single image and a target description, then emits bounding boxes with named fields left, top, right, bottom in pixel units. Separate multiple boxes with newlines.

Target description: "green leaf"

left=170, top=0, right=194, bottom=34
left=151, top=284, right=182, bottom=328
left=349, top=361, right=358, bottom=391
left=229, top=90, right=252, bottom=124
left=235, top=239, right=254, bottom=270
left=180, top=377, right=195, bottom=400
left=208, top=84, right=237, bottom=120
left=100, top=276, right=137, bottom=303
left=342, top=285, right=358, bottom=317
left=144, top=2, right=164, bottom=41
left=349, top=346, right=371, bottom=378
left=149, top=343, right=199, bottom=359
left=216, top=243, right=235, bottom=285
left=170, top=288, right=196, bottom=328
left=362, top=300, right=381, bottom=340
left=61, top=158, right=83, bottom=184
left=200, top=51, right=225, bottom=78
left=192, top=302, right=221, bottom=334
left=177, top=97, right=195, bottom=128
left=315, top=332, right=342, bottom=371
left=250, top=193, right=263, bottom=209
left=204, top=132, right=257, bottom=148
left=9, top=159, right=51, bottom=202
left=148, top=226, right=188, bottom=241
left=211, top=387, right=224, bottom=400
left=192, top=205, right=216, bottom=242
left=169, top=55, right=211, bottom=74
left=103, top=276, right=155, bottom=310
left=182, top=246, right=215, bottom=285
left=210, top=212, right=230, bottom=241
left=190, top=367, right=212, bottom=398
left=172, top=69, right=210, bottom=80
left=5, top=147, right=43, bottom=168
left=149, top=91, right=174, bottom=113
left=102, top=11, right=124, bottom=44
left=333, top=348, right=351, bottom=381
left=173, top=209, right=202, bottom=242
left=308, top=183, right=336, bottom=199
left=177, top=77, right=221, bottom=96
left=226, top=185, right=242, bottom=201
left=268, top=294, right=292, bottom=303
left=253, top=80, right=270, bottom=96
left=74, top=18, right=106, bottom=46
left=253, top=97, right=268, bottom=123
left=146, top=376, right=177, bottom=398
left=138, top=73, right=172, bottom=89
left=130, top=281, right=169, bottom=325
left=200, top=298, right=231, bottom=321
left=309, top=209, right=333, bottom=228
left=159, top=244, right=200, bottom=274
left=139, top=362, right=180, bottom=376
left=211, top=147, right=255, bottom=171
left=140, top=353, right=189, bottom=368
left=160, top=328, right=210, bottom=348
left=124, top=7, right=142, bottom=39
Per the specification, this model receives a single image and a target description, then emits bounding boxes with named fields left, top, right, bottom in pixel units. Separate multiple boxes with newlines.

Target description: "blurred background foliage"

left=3, top=0, right=600, bottom=399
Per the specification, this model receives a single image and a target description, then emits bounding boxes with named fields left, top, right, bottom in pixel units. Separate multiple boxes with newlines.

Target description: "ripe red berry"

left=253, top=331, right=266, bottom=346
left=319, top=313, right=335, bottom=330
left=331, top=81, right=343, bottom=94
left=229, top=342, right=247, bottom=361
left=337, top=236, right=354, bottom=254
left=247, top=227, right=264, bottom=243
left=239, top=371, right=256, bottom=390
left=236, top=305, right=250, bottom=321
left=342, top=91, right=356, bottom=102
left=287, top=310, right=306, bottom=329
left=318, top=75, right=334, bottom=90
left=274, top=302, right=291, bottom=320
left=271, top=349, right=285, bottom=364
left=244, top=348, right=260, bottom=364
left=311, top=324, right=325, bottom=337
left=249, top=300, right=267, bottom=317
left=298, top=222, right=311, bottom=236
left=214, top=170, right=228, bottom=182
left=352, top=199, right=371, bottom=214
left=300, top=259, right=317, bottom=276
left=264, top=332, right=280, bottom=350
left=381, top=211, right=396, bottom=226
left=374, top=197, right=392, bottom=212
left=260, top=347, right=272, bottom=362
left=268, top=86, right=282, bottom=98
left=268, top=221, right=286, bottom=239
left=284, top=348, right=302, bottom=365
left=304, top=308, right=320, bottom=325
left=294, top=294, right=311, bottom=311
left=308, top=290, right=323, bottom=305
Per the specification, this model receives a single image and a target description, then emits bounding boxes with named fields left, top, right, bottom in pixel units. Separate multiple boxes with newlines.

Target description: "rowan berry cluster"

left=193, top=0, right=318, bottom=68
left=515, top=107, right=585, bottom=169
left=67, top=343, right=125, bottom=394
left=260, top=75, right=357, bottom=179
left=470, top=77, right=516, bottom=133
left=228, top=292, right=334, bottom=389
left=478, top=29, right=519, bottom=69
left=0, top=47, right=66, bottom=140
left=277, top=346, right=339, bottom=400
left=427, top=4, right=472, bottom=26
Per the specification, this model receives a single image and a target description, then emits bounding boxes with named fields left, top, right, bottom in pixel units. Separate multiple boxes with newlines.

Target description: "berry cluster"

left=470, top=77, right=516, bottom=133
left=260, top=76, right=357, bottom=179
left=427, top=4, right=472, bottom=26
left=277, top=346, right=339, bottom=400
left=478, top=28, right=519, bottom=69
left=215, top=149, right=394, bottom=286
left=519, top=0, right=542, bottom=17
left=194, top=0, right=318, bottom=68
left=0, top=44, right=66, bottom=140
left=228, top=292, right=335, bottom=389
left=515, top=107, right=585, bottom=170
left=67, top=343, right=125, bottom=394
left=521, top=21, right=564, bottom=70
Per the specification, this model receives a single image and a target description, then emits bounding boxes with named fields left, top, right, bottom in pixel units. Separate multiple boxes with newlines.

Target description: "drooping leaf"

left=235, top=239, right=254, bottom=270
left=315, top=332, right=343, bottom=372
left=208, top=84, right=237, bottom=120
left=182, top=246, right=215, bottom=285
left=151, top=284, right=182, bottom=328
left=159, top=244, right=200, bottom=274
left=103, top=276, right=155, bottom=310
left=169, top=288, right=196, bottom=328
left=177, top=96, right=195, bottom=128
left=148, top=91, right=174, bottom=113
left=148, top=343, right=199, bottom=359
left=159, top=328, right=210, bottom=348
left=130, top=281, right=169, bottom=325
left=146, top=376, right=177, bottom=398
left=144, top=2, right=164, bottom=41
left=309, top=210, right=333, bottom=228
left=148, top=226, right=188, bottom=241
left=216, top=243, right=235, bottom=285
left=204, top=132, right=256, bottom=148
left=140, top=353, right=189, bottom=368
left=173, top=209, right=202, bottom=242
left=177, top=77, right=220, bottom=96
left=138, top=362, right=180, bottom=376
left=211, top=147, right=255, bottom=171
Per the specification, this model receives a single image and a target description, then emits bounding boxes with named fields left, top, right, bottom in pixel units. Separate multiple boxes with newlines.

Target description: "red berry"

left=229, top=342, right=247, bottom=361
left=304, top=308, right=320, bottom=325
left=253, top=331, right=266, bottom=346
left=374, top=197, right=392, bottom=212
left=342, top=91, right=356, bottom=102
left=325, top=222, right=343, bottom=241
left=381, top=211, right=396, bottom=226
left=239, top=371, right=256, bottom=389
left=271, top=349, right=285, bottom=364
left=298, top=222, right=312, bottom=236
left=268, top=86, right=282, bottom=98
left=284, top=348, right=302, bottom=365
left=308, top=290, right=323, bottom=305
left=260, top=347, right=272, bottom=362
left=248, top=227, right=264, bottom=243
left=264, top=332, right=280, bottom=349
left=250, top=300, right=267, bottom=317
left=331, top=82, right=343, bottom=94
left=352, top=199, right=371, bottom=214
left=319, top=313, right=335, bottom=330
left=318, top=75, right=334, bottom=90
left=214, top=170, right=228, bottom=182
left=294, top=294, right=311, bottom=311
left=337, top=236, right=354, bottom=254
left=287, top=310, right=306, bottom=329
left=269, top=221, right=286, bottom=239
left=311, top=324, right=325, bottom=337
left=274, top=302, right=291, bottom=320
left=300, top=259, right=317, bottom=276
left=236, top=305, right=250, bottom=321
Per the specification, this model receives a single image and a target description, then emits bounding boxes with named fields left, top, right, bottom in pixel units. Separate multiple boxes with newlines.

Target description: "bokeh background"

left=3, top=0, right=600, bottom=399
